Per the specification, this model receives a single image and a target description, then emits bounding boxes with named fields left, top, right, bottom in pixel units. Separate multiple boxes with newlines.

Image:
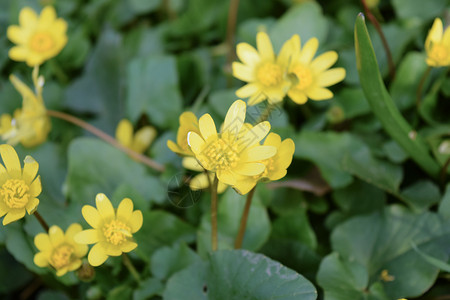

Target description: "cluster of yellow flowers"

left=168, top=100, right=295, bottom=195
left=232, top=31, right=346, bottom=105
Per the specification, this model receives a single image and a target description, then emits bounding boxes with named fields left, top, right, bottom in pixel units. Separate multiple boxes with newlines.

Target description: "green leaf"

left=133, top=210, right=196, bottom=260
left=129, top=0, right=162, bottom=14
left=0, top=248, right=33, bottom=294
left=382, top=140, right=408, bottom=163
left=354, top=14, right=440, bottom=178
left=412, top=242, right=450, bottom=273
left=65, top=137, right=165, bottom=208
left=438, top=183, right=450, bottom=219
left=327, top=206, right=450, bottom=299
left=164, top=250, right=317, bottom=300
left=391, top=0, right=447, bottom=20
left=197, top=188, right=271, bottom=255
left=333, top=88, right=370, bottom=119
left=108, top=285, right=133, bottom=300
left=150, top=243, right=201, bottom=281
left=126, top=55, right=182, bottom=129
left=400, top=180, right=441, bottom=212
left=133, top=278, right=164, bottom=300
left=294, top=131, right=357, bottom=188
left=269, top=2, right=328, bottom=51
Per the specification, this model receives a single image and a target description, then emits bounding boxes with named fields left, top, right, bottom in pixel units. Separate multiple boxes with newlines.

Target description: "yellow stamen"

left=51, top=244, right=74, bottom=269
left=29, top=32, right=55, bottom=53
left=256, top=62, right=283, bottom=87
left=103, top=220, right=131, bottom=245
left=1, top=179, right=29, bottom=209
left=202, top=138, right=240, bottom=171
left=292, top=64, right=313, bottom=90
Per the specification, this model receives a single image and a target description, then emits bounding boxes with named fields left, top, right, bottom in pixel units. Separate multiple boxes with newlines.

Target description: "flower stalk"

left=34, top=211, right=49, bottom=232
left=416, top=66, right=432, bottom=109
left=211, top=176, right=219, bottom=251
left=234, top=186, right=256, bottom=249
left=46, top=110, right=165, bottom=172
left=122, top=253, right=141, bottom=283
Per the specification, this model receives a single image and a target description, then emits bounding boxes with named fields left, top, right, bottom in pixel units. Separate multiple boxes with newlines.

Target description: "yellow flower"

left=34, top=224, right=88, bottom=276
left=7, top=6, right=68, bottom=66
left=74, top=193, right=143, bottom=267
left=187, top=100, right=277, bottom=193
left=2, top=71, right=51, bottom=148
left=167, top=111, right=200, bottom=156
left=232, top=31, right=295, bottom=105
left=425, top=18, right=450, bottom=67
left=0, top=144, right=41, bottom=225
left=287, top=35, right=346, bottom=104
left=115, top=119, right=157, bottom=154
left=182, top=157, right=228, bottom=193
left=232, top=133, right=295, bottom=194
left=0, top=114, right=13, bottom=135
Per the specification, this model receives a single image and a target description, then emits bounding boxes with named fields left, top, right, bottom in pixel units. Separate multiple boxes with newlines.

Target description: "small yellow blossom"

left=7, top=6, right=68, bottom=66
left=232, top=32, right=295, bottom=105
left=187, top=100, right=277, bottom=194
left=34, top=224, right=88, bottom=276
left=115, top=119, right=156, bottom=154
left=167, top=112, right=200, bottom=156
left=2, top=70, right=51, bottom=148
left=74, top=193, right=143, bottom=267
left=182, top=157, right=228, bottom=193
left=0, top=114, right=13, bottom=135
left=0, top=144, right=41, bottom=225
left=232, top=133, right=295, bottom=194
left=287, top=35, right=346, bottom=104
left=425, top=18, right=450, bottom=67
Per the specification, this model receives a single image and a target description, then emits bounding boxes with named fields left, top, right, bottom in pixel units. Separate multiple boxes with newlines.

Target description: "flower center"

left=1, top=179, right=29, bottom=209
left=29, top=32, right=55, bottom=53
left=202, top=138, right=239, bottom=171
left=292, top=64, right=313, bottom=90
left=256, top=62, right=283, bottom=87
left=103, top=220, right=131, bottom=245
left=51, top=244, right=74, bottom=269
left=256, top=157, right=276, bottom=179
left=429, top=44, right=449, bottom=63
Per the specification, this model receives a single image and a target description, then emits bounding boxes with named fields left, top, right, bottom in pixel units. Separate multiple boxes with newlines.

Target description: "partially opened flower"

left=2, top=73, right=51, bottom=147
left=232, top=32, right=295, bottom=105
left=425, top=18, right=450, bottom=67
left=74, top=193, right=143, bottom=267
left=233, top=133, right=295, bottom=194
left=182, top=157, right=228, bottom=193
left=116, top=119, right=157, bottom=154
left=287, top=35, right=346, bottom=104
left=0, top=144, right=41, bottom=225
left=167, top=112, right=200, bottom=156
left=187, top=100, right=277, bottom=193
left=7, top=6, right=68, bottom=66
left=34, top=224, right=88, bottom=276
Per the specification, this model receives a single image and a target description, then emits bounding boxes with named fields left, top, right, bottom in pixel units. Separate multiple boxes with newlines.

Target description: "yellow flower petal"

left=39, top=6, right=57, bottom=27
left=236, top=43, right=261, bottom=66
left=65, top=223, right=83, bottom=240
left=233, top=177, right=258, bottom=195
left=307, top=87, right=333, bottom=100
left=238, top=121, right=271, bottom=150
left=241, top=145, right=277, bottom=162
left=67, top=260, right=82, bottom=272
left=34, top=252, right=49, bottom=267
left=81, top=205, right=102, bottom=229
left=288, top=90, right=308, bottom=104
left=189, top=173, right=210, bottom=190
left=310, top=51, right=338, bottom=73
left=117, top=198, right=133, bottom=222
left=102, top=241, right=122, bottom=256
left=132, top=126, right=156, bottom=153
left=187, top=131, right=205, bottom=154
left=29, top=176, right=42, bottom=198
left=256, top=31, right=275, bottom=61
left=199, top=114, right=217, bottom=141
left=236, top=83, right=259, bottom=98
left=3, top=209, right=25, bottom=225
left=74, top=229, right=99, bottom=245
left=426, top=18, right=443, bottom=50
left=88, top=243, right=108, bottom=267
left=299, top=38, right=319, bottom=64
left=232, top=62, right=255, bottom=82
left=25, top=198, right=39, bottom=214
left=234, top=162, right=265, bottom=176
left=9, top=46, right=29, bottom=62
left=95, top=193, right=115, bottom=220
left=56, top=267, right=69, bottom=277
left=19, top=7, right=38, bottom=28
left=49, top=225, right=64, bottom=246
left=317, top=68, right=346, bottom=87
left=182, top=156, right=203, bottom=172
left=217, top=169, right=237, bottom=186
left=223, top=100, right=246, bottom=135
left=0, top=144, right=21, bottom=176
left=129, top=210, right=143, bottom=233
left=22, top=155, right=39, bottom=184
left=115, top=119, right=133, bottom=148
left=120, top=241, right=138, bottom=253
left=34, top=232, right=52, bottom=251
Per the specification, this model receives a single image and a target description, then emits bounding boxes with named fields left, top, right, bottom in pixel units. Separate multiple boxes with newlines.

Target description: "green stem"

left=440, top=157, right=450, bottom=187
left=256, top=104, right=275, bottom=123
left=416, top=66, right=432, bottom=109
left=122, top=253, right=141, bottom=283
left=34, top=211, right=49, bottom=232
left=234, top=187, right=256, bottom=249
left=225, top=0, right=241, bottom=87
left=211, top=176, right=219, bottom=251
